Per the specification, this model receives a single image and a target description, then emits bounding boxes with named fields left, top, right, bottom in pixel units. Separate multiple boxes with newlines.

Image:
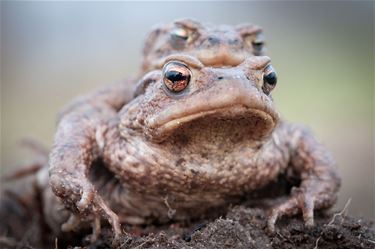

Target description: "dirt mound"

left=1, top=203, right=374, bottom=249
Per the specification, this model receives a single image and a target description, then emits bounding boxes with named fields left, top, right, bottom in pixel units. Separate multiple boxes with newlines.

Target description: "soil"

left=1, top=194, right=374, bottom=249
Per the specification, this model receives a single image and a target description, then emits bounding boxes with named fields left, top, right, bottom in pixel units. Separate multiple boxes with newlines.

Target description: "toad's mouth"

left=146, top=104, right=278, bottom=143
left=163, top=105, right=274, bottom=132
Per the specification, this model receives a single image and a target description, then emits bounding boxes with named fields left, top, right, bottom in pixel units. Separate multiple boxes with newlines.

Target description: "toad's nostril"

left=207, top=36, right=221, bottom=45
left=228, top=38, right=240, bottom=45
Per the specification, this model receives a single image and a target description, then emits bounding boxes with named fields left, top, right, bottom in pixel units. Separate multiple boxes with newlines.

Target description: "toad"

left=141, top=18, right=265, bottom=71
left=48, top=54, right=341, bottom=238
left=3, top=19, right=269, bottom=238
left=59, top=19, right=266, bottom=120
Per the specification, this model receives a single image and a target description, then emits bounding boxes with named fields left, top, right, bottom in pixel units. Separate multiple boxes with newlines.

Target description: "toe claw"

left=267, top=211, right=278, bottom=233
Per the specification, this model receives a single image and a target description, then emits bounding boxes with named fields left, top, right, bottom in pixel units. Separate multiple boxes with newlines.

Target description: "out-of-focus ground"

left=1, top=2, right=374, bottom=219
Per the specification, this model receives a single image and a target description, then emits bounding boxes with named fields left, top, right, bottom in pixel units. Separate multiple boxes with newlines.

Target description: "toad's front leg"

left=268, top=124, right=341, bottom=232
left=49, top=104, right=121, bottom=238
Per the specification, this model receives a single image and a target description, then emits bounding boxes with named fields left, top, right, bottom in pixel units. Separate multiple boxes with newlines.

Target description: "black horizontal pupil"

left=264, top=72, right=277, bottom=85
left=171, top=33, right=188, bottom=40
left=166, top=70, right=186, bottom=82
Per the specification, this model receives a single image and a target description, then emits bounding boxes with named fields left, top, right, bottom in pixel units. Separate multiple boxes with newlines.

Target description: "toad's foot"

left=50, top=174, right=122, bottom=238
left=267, top=187, right=315, bottom=233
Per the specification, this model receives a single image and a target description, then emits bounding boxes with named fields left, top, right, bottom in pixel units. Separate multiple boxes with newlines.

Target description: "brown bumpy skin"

left=49, top=53, right=340, bottom=238
left=49, top=20, right=269, bottom=238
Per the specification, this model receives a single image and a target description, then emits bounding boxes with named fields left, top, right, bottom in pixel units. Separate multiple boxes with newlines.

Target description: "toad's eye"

left=171, top=27, right=189, bottom=40
left=163, top=61, right=191, bottom=92
left=243, top=33, right=265, bottom=56
left=262, top=65, right=277, bottom=94
left=252, top=39, right=264, bottom=56
left=170, top=27, right=190, bottom=48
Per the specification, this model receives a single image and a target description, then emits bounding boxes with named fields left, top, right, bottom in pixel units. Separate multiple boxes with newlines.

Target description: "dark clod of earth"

left=1, top=202, right=374, bottom=249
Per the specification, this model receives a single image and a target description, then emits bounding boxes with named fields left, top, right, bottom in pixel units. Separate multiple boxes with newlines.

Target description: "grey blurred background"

left=1, top=2, right=374, bottom=218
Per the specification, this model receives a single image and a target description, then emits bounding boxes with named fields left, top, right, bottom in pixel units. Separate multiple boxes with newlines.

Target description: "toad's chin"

left=146, top=105, right=278, bottom=143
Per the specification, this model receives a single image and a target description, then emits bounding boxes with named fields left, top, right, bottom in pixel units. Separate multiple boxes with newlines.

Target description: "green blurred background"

left=1, top=2, right=374, bottom=218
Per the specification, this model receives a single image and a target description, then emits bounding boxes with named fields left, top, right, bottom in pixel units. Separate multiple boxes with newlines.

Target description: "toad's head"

left=142, top=18, right=265, bottom=71
left=121, top=54, right=279, bottom=145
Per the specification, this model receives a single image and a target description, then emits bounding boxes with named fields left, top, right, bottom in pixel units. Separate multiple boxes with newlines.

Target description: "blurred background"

left=1, top=2, right=374, bottom=218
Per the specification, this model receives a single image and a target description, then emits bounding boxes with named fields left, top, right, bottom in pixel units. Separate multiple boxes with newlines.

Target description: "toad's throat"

left=151, top=105, right=277, bottom=145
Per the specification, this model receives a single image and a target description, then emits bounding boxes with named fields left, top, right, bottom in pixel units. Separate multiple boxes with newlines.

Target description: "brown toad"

left=59, top=19, right=265, bottom=120
left=48, top=53, right=340, bottom=238
left=29, top=19, right=268, bottom=238
left=142, top=18, right=265, bottom=71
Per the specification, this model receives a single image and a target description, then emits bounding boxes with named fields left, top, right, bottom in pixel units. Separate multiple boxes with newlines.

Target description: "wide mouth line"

left=157, top=104, right=276, bottom=130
